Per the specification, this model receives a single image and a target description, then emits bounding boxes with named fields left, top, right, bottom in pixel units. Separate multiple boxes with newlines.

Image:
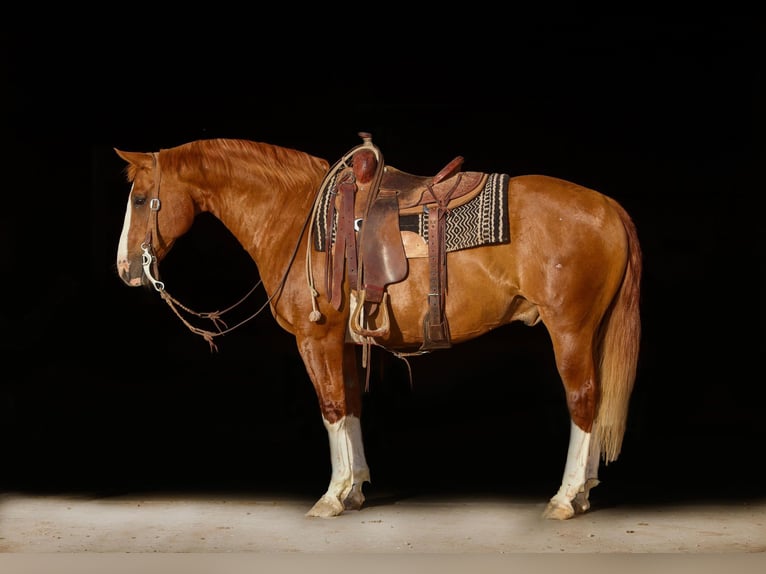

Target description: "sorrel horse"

left=115, top=134, right=642, bottom=520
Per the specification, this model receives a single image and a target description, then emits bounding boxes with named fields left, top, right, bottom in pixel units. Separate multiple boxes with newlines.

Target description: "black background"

left=1, top=12, right=761, bottom=510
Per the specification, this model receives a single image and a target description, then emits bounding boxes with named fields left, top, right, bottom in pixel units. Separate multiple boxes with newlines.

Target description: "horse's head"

left=115, top=148, right=196, bottom=288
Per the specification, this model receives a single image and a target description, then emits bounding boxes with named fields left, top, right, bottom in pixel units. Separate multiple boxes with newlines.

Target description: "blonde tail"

left=593, top=201, right=643, bottom=463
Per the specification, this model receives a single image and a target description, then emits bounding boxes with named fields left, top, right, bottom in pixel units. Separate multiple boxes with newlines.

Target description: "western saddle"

left=315, top=132, right=487, bottom=353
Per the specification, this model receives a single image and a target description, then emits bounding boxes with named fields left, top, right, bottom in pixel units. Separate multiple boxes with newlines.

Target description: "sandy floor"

left=0, top=491, right=764, bottom=573
left=1, top=490, right=763, bottom=553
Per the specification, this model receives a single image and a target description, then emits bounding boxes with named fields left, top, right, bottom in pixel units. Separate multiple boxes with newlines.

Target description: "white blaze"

left=116, top=187, right=133, bottom=279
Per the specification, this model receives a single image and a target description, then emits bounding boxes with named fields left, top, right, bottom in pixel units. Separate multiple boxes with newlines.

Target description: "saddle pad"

left=313, top=171, right=341, bottom=252
left=400, top=172, right=510, bottom=253
left=313, top=172, right=510, bottom=253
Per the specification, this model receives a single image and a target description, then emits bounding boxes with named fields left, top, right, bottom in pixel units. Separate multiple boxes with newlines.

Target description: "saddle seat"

left=379, top=163, right=487, bottom=215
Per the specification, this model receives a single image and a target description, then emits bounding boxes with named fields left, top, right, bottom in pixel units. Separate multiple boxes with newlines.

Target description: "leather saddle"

left=324, top=133, right=486, bottom=351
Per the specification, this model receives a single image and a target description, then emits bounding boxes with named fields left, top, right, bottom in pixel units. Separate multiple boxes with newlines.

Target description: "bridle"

left=139, top=152, right=164, bottom=292
left=136, top=150, right=290, bottom=351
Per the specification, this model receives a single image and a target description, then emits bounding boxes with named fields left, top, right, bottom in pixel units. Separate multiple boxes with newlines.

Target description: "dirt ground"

left=0, top=490, right=764, bottom=573
left=1, top=490, right=764, bottom=554
left=0, top=494, right=766, bottom=554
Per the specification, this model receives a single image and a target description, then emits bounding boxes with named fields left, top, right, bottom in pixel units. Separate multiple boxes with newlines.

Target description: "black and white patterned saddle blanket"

left=313, top=172, right=510, bottom=254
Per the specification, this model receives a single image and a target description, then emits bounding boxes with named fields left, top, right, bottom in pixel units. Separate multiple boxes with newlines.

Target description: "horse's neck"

left=198, top=166, right=320, bottom=281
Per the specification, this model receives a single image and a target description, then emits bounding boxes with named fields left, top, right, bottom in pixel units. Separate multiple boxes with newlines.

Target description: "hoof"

left=572, top=492, right=591, bottom=514
left=306, top=494, right=344, bottom=518
left=542, top=499, right=575, bottom=520
left=572, top=478, right=599, bottom=514
left=343, top=488, right=365, bottom=511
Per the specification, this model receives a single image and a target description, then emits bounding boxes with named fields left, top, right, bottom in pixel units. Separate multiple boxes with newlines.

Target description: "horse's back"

left=508, top=174, right=626, bottom=225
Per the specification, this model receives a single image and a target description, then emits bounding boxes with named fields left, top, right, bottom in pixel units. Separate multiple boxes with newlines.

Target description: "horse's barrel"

left=352, top=149, right=377, bottom=184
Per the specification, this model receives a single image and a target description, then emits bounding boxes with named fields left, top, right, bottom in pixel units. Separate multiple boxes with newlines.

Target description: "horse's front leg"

left=297, top=339, right=370, bottom=518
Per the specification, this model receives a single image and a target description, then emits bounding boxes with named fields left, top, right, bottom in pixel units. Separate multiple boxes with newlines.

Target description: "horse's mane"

left=160, top=138, right=329, bottom=193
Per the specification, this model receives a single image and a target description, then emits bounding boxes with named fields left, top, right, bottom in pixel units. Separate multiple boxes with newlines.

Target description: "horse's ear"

left=114, top=148, right=154, bottom=169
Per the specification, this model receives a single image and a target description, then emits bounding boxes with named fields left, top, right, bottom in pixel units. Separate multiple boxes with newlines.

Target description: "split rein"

left=139, top=151, right=311, bottom=352
left=140, top=248, right=269, bottom=352
left=139, top=141, right=385, bottom=354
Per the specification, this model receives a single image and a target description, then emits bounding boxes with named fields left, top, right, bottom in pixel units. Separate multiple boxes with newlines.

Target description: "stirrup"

left=350, top=290, right=390, bottom=338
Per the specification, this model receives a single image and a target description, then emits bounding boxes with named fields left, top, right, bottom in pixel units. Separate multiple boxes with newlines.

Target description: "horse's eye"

left=134, top=196, right=147, bottom=207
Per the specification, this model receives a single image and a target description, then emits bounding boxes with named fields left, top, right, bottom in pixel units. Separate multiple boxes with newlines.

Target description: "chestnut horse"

left=115, top=135, right=642, bottom=520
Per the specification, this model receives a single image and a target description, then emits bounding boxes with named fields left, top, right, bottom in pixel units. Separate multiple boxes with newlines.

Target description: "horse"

left=114, top=134, right=642, bottom=520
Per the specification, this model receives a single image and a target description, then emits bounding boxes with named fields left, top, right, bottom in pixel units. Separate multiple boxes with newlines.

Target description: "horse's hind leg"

left=541, top=326, right=602, bottom=520
left=298, top=339, right=370, bottom=518
left=572, top=434, right=601, bottom=514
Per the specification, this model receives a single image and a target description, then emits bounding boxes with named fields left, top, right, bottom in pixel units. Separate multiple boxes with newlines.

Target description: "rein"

left=140, top=151, right=312, bottom=352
